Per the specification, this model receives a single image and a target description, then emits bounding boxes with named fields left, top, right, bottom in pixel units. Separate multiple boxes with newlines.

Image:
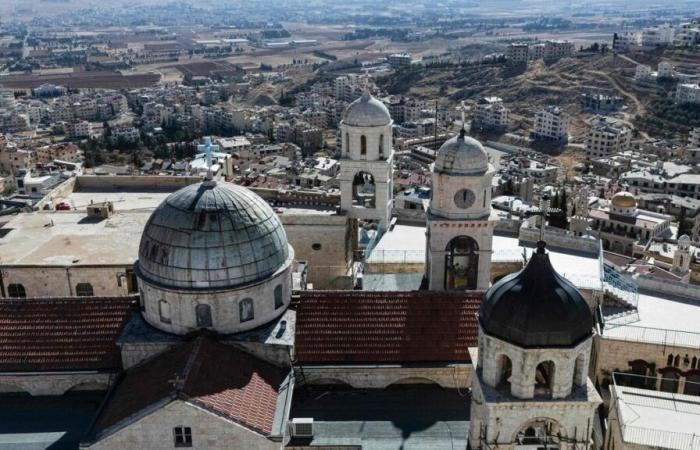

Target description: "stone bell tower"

left=426, top=130, right=496, bottom=291
left=337, top=91, right=394, bottom=228
left=468, top=241, right=602, bottom=450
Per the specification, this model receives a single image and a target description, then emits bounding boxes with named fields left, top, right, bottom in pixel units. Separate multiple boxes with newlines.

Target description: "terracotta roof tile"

left=0, top=297, right=136, bottom=372
left=92, top=337, right=288, bottom=438
left=295, top=291, right=483, bottom=364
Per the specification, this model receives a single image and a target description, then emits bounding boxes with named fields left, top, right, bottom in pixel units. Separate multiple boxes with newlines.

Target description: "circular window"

left=312, top=243, right=322, bottom=251
left=454, top=189, right=476, bottom=209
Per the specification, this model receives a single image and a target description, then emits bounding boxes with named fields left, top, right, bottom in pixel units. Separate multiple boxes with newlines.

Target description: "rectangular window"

left=174, top=427, right=192, bottom=447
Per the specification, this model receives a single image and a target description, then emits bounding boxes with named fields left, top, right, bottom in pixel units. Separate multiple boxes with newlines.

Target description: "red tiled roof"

left=0, top=297, right=135, bottom=372
left=295, top=290, right=483, bottom=364
left=92, top=337, right=288, bottom=437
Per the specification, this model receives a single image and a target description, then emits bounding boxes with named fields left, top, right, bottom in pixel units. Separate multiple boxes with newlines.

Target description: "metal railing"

left=603, top=262, right=639, bottom=309
left=603, top=324, right=700, bottom=349
left=620, top=425, right=700, bottom=450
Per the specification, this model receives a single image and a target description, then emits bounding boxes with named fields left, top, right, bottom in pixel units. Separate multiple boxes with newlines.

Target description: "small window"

left=345, top=133, right=349, bottom=154
left=667, top=354, right=674, bottom=366
left=159, top=299, right=171, bottom=324
left=240, top=298, right=254, bottom=322
left=274, top=285, right=284, bottom=309
left=196, top=304, right=212, bottom=328
left=379, top=134, right=384, bottom=156
left=8, top=284, right=26, bottom=298
left=76, top=283, right=94, bottom=297
left=360, top=135, right=367, bottom=155
left=312, top=243, right=322, bottom=251
left=173, top=426, right=192, bottom=447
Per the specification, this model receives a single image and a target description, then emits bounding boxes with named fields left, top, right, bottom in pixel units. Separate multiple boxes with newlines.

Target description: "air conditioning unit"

left=289, top=418, right=314, bottom=437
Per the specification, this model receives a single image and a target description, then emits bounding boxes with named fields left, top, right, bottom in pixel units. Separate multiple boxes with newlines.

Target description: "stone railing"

left=519, top=224, right=599, bottom=255
left=632, top=274, right=700, bottom=302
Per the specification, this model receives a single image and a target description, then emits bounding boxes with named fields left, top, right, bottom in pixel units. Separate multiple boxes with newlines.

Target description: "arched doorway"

left=195, top=304, right=213, bottom=328
left=659, top=369, right=680, bottom=393
left=498, top=354, right=513, bottom=390
left=352, top=171, right=376, bottom=208
left=684, top=371, right=700, bottom=396
left=535, top=361, right=555, bottom=399
left=445, top=236, right=479, bottom=290
left=514, top=418, right=564, bottom=449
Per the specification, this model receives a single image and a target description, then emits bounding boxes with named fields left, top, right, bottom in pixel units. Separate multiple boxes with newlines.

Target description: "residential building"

left=532, top=106, right=570, bottom=142
left=472, top=96, right=509, bottom=132
left=388, top=53, right=412, bottom=69
left=585, top=117, right=632, bottom=160
left=506, top=43, right=529, bottom=65
left=676, top=83, right=700, bottom=104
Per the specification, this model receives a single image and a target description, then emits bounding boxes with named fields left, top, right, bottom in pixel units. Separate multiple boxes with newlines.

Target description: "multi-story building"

left=506, top=43, right=529, bottom=65
left=471, top=96, right=509, bottom=132
left=532, top=106, right=569, bottom=142
left=387, top=53, right=412, bottom=69
left=674, top=20, right=700, bottom=47
left=634, top=64, right=654, bottom=81
left=67, top=121, right=90, bottom=139
left=690, top=127, right=700, bottom=147
left=585, top=117, right=632, bottom=160
left=543, top=40, right=575, bottom=60
left=641, top=26, right=676, bottom=46
left=676, top=83, right=700, bottom=104
left=657, top=61, right=675, bottom=79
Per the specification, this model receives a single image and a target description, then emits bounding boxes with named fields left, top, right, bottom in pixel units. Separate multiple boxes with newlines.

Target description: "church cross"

left=197, top=137, right=220, bottom=180
left=168, top=374, right=185, bottom=390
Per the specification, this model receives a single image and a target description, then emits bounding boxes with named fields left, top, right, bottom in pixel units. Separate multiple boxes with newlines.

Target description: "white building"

left=507, top=43, right=530, bottom=65
left=388, top=53, right=412, bottom=69
left=634, top=64, right=654, bottom=81
left=533, top=106, right=569, bottom=142
left=689, top=127, right=700, bottom=147
left=543, top=40, right=575, bottom=60
left=585, top=117, right=632, bottom=160
left=657, top=61, right=675, bottom=79
left=472, top=97, right=509, bottom=132
left=676, top=83, right=700, bottom=104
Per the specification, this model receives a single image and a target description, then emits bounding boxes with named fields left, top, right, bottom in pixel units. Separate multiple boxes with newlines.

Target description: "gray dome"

left=135, top=181, right=290, bottom=291
left=342, top=91, right=392, bottom=127
left=434, top=131, right=489, bottom=175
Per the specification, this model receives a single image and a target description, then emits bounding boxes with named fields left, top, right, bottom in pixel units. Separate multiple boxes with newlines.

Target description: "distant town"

left=1, top=1, right=700, bottom=449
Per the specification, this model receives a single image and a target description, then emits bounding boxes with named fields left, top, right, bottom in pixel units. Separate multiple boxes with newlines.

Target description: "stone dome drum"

left=480, top=241, right=593, bottom=348
left=342, top=91, right=392, bottom=127
left=434, top=130, right=489, bottom=175
left=135, top=181, right=290, bottom=291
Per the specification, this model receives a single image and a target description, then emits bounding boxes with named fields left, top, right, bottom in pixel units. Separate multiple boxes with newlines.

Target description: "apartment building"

left=532, top=106, right=570, bottom=142
left=471, top=97, right=509, bottom=131
left=676, top=83, right=700, bottom=104
left=585, top=117, right=632, bottom=160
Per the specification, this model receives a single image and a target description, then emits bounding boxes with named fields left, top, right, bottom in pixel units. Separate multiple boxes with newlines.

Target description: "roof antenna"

left=197, top=137, right=219, bottom=184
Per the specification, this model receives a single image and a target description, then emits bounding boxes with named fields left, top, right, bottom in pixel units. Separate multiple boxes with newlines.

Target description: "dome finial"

left=536, top=240, right=546, bottom=254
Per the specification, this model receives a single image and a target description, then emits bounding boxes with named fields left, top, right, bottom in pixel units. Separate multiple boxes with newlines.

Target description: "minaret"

left=425, top=130, right=496, bottom=291
left=469, top=241, right=602, bottom=449
left=337, top=91, right=394, bottom=228
left=570, top=185, right=591, bottom=236
left=672, top=235, right=692, bottom=282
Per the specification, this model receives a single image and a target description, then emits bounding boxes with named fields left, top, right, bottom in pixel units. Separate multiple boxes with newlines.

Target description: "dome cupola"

left=342, top=91, right=392, bottom=127
left=479, top=241, right=593, bottom=348
left=434, top=129, right=489, bottom=175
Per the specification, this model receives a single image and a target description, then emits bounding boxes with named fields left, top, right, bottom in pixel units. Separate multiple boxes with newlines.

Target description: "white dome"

left=342, top=91, right=392, bottom=127
left=434, top=131, right=489, bottom=175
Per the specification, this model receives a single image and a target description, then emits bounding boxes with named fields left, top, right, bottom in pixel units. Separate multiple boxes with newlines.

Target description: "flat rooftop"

left=0, top=391, right=104, bottom=450
left=602, top=292, right=700, bottom=348
left=61, top=189, right=171, bottom=211
left=613, top=385, right=700, bottom=450
left=288, top=387, right=469, bottom=450
left=0, top=211, right=150, bottom=266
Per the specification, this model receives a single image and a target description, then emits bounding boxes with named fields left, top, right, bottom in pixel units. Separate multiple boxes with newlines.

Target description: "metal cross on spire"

left=522, top=194, right=562, bottom=242
left=197, top=136, right=219, bottom=180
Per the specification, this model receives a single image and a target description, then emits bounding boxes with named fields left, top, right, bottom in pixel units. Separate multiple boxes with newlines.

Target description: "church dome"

left=434, top=130, right=489, bottom=175
left=480, top=241, right=593, bottom=348
left=611, top=191, right=636, bottom=209
left=135, top=181, right=290, bottom=291
left=342, top=91, right=392, bottom=127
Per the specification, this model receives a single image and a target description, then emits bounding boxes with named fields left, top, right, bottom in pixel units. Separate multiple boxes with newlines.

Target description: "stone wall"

left=34, top=176, right=77, bottom=210
left=75, top=175, right=200, bottom=191
left=296, top=364, right=473, bottom=389
left=1, top=265, right=134, bottom=298
left=83, top=400, right=283, bottom=450
left=519, top=225, right=599, bottom=255
left=633, top=274, right=700, bottom=301
left=0, top=372, right=115, bottom=395
left=281, top=214, right=351, bottom=289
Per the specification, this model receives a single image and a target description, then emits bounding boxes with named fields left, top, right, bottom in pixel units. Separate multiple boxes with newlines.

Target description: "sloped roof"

left=0, top=296, right=135, bottom=372
left=91, top=337, right=289, bottom=438
left=295, top=290, right=483, bottom=364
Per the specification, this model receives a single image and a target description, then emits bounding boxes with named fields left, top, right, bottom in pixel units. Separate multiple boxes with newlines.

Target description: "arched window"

left=196, top=304, right=212, bottom=328
left=660, top=371, right=679, bottom=393
left=360, top=135, right=367, bottom=155
left=76, top=283, right=94, bottom=297
left=534, top=361, right=555, bottom=399
left=379, top=134, right=384, bottom=157
left=345, top=132, right=349, bottom=154
left=274, top=285, right=284, bottom=309
left=684, top=372, right=700, bottom=396
left=8, top=284, right=26, bottom=298
left=352, top=171, right=375, bottom=208
left=498, top=355, right=512, bottom=389
left=667, top=354, right=674, bottom=366
left=159, top=299, right=171, bottom=324
left=692, top=356, right=698, bottom=369
left=240, top=298, right=254, bottom=322
left=674, top=355, right=681, bottom=367
left=445, top=236, right=479, bottom=290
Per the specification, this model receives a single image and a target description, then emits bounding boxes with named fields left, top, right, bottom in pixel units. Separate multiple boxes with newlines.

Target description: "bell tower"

left=468, top=241, right=602, bottom=450
left=337, top=91, right=394, bottom=228
left=426, top=131, right=496, bottom=291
